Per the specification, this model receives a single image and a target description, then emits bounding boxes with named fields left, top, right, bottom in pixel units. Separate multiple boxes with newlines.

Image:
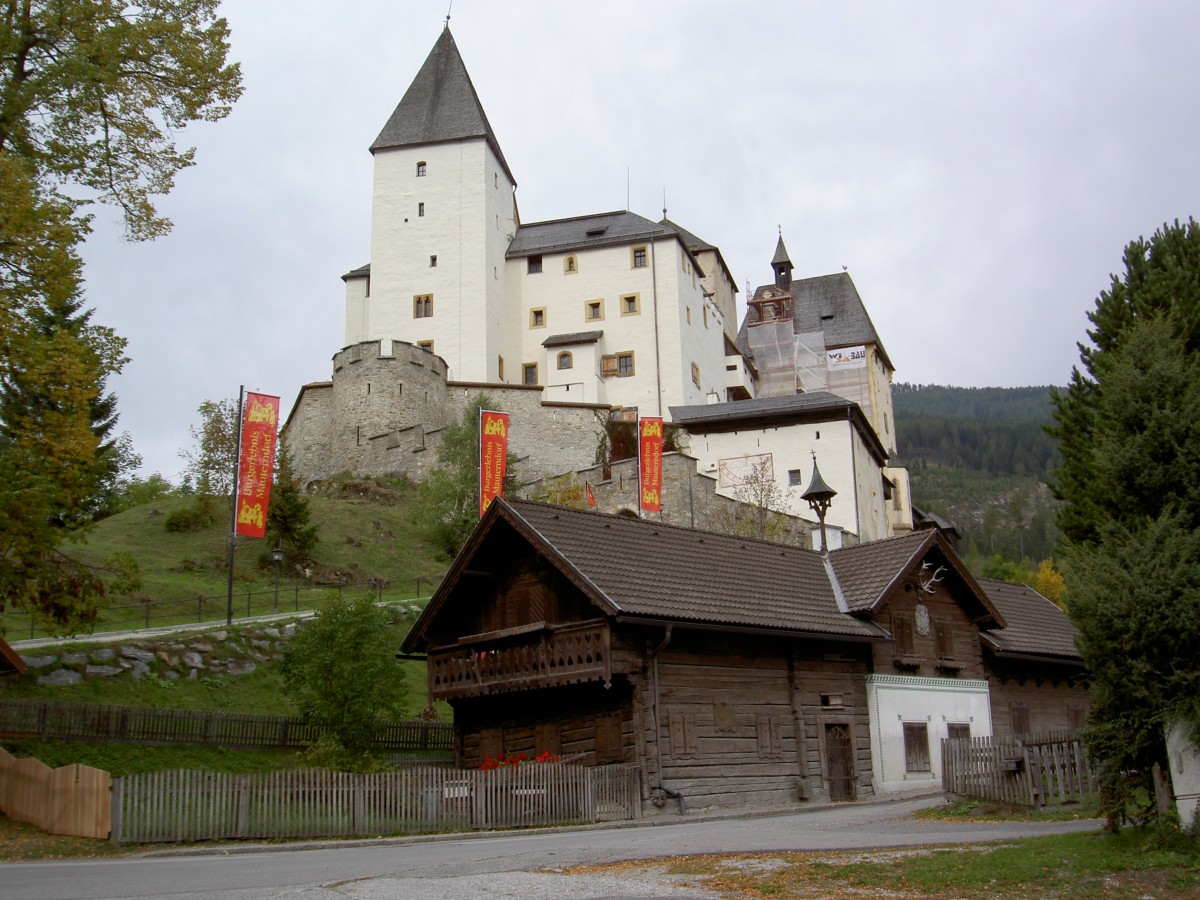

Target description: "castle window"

left=617, top=351, right=634, bottom=377
left=557, top=351, right=573, bottom=370
left=527, top=255, right=542, bottom=274
left=620, top=293, right=640, bottom=316
left=418, top=202, right=424, bottom=217
left=686, top=307, right=692, bottom=325
left=564, top=255, right=577, bottom=274
left=498, top=356, right=504, bottom=380
left=529, top=308, right=546, bottom=329
left=631, top=246, right=648, bottom=269
left=413, top=294, right=433, bottom=318
left=429, top=255, right=437, bottom=267
left=788, top=469, right=803, bottom=486
left=494, top=172, right=498, bottom=189
left=703, top=305, right=709, bottom=327
left=522, top=363, right=538, bottom=385
left=691, top=362, right=701, bottom=388
left=585, top=299, right=604, bottom=321
left=417, top=340, right=434, bottom=353
left=416, top=161, right=426, bottom=177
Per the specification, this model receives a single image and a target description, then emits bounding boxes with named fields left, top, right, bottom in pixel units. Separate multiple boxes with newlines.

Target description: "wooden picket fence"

left=111, top=763, right=642, bottom=843
left=0, top=747, right=110, bottom=838
left=0, top=699, right=453, bottom=755
left=941, top=731, right=1096, bottom=807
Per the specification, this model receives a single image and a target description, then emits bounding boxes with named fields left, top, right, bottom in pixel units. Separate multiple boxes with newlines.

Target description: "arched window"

left=564, top=255, right=577, bottom=274
left=416, top=161, right=427, bottom=177
left=558, top=351, right=573, bottom=370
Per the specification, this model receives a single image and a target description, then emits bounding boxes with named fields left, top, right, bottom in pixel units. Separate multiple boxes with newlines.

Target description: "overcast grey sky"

left=77, top=0, right=1200, bottom=480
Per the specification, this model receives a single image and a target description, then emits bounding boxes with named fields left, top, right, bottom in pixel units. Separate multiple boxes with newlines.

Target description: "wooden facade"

left=404, top=498, right=1089, bottom=815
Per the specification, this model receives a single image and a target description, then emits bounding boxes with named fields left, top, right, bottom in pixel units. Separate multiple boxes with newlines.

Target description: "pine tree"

left=267, top=443, right=317, bottom=562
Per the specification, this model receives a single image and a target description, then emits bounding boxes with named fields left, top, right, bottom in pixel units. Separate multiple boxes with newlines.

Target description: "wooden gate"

left=824, top=724, right=856, bottom=802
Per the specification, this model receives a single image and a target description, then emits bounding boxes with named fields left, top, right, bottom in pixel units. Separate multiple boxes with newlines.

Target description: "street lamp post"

left=801, top=453, right=837, bottom=555
left=271, top=545, right=284, bottom=610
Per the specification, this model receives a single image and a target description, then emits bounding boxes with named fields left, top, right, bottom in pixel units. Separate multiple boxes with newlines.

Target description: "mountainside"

left=893, top=383, right=1062, bottom=566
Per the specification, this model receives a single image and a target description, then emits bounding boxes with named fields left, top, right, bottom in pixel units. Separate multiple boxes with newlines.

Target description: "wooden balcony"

left=428, top=620, right=611, bottom=700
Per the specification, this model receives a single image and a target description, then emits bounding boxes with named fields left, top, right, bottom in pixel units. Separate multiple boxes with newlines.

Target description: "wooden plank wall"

left=653, top=639, right=803, bottom=809
left=789, top=652, right=873, bottom=802
left=0, top=699, right=453, bottom=754
left=986, top=677, right=1090, bottom=741
left=0, top=747, right=110, bottom=838
left=112, top=764, right=641, bottom=843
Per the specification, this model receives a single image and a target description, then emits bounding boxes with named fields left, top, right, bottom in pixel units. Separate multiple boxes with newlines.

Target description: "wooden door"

left=824, top=723, right=856, bottom=802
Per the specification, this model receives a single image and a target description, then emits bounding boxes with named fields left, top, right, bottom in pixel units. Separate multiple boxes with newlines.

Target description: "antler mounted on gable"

left=919, top=562, right=946, bottom=594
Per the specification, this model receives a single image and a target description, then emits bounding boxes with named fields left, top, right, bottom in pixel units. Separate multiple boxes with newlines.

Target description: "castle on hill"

left=283, top=27, right=915, bottom=548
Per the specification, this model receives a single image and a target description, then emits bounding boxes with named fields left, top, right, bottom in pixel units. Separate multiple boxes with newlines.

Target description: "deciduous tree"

left=280, top=593, right=406, bottom=754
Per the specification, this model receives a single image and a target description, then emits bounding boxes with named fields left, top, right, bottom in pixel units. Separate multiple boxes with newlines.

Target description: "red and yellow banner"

left=235, top=392, right=281, bottom=538
left=639, top=417, right=663, bottom=513
left=479, top=410, right=509, bottom=517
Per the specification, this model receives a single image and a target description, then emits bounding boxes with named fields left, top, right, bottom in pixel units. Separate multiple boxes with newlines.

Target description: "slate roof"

left=405, top=498, right=887, bottom=652
left=978, top=579, right=1082, bottom=663
left=542, top=331, right=603, bottom=348
left=660, top=217, right=737, bottom=287
left=771, top=235, right=792, bottom=266
left=371, top=28, right=515, bottom=185
left=507, top=211, right=677, bottom=259
left=741, top=272, right=894, bottom=371
left=669, top=392, right=889, bottom=465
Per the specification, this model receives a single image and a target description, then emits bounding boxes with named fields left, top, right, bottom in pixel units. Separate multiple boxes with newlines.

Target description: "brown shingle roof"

left=405, top=498, right=886, bottom=653
left=979, top=579, right=1082, bottom=663
left=827, top=531, right=933, bottom=613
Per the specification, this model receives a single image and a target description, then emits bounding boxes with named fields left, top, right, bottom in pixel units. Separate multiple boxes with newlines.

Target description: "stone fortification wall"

left=521, top=452, right=814, bottom=548
left=283, top=340, right=610, bottom=489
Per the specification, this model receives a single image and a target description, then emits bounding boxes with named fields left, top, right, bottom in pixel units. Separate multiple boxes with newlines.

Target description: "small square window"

left=417, top=340, right=434, bottom=353
left=527, top=255, right=543, bottom=274
left=413, top=294, right=433, bottom=318
left=632, top=246, right=648, bottom=268
left=617, top=351, right=634, bottom=377
left=557, top=351, right=573, bottom=370
left=416, top=161, right=427, bottom=177
left=529, top=308, right=546, bottom=328
left=788, top=469, right=803, bottom=486
left=429, top=255, right=437, bottom=267
left=621, top=294, right=639, bottom=316
left=522, top=363, right=538, bottom=386
left=586, top=299, right=604, bottom=321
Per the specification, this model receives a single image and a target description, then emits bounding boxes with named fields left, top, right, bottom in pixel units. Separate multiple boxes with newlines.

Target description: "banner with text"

left=639, top=417, right=663, bottom=513
left=235, top=392, right=281, bottom=538
left=479, top=410, right=509, bottom=517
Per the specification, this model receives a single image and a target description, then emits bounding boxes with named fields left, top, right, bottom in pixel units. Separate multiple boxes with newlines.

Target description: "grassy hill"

left=0, top=477, right=449, bottom=640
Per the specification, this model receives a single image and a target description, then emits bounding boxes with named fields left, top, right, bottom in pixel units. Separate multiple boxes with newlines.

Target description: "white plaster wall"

left=542, top=342, right=600, bottom=404
left=685, top=420, right=863, bottom=537
left=865, top=674, right=993, bottom=794
left=343, top=274, right=369, bottom=346
left=852, top=426, right=891, bottom=542
left=365, top=139, right=509, bottom=382
left=867, top=347, right=897, bottom=456
left=1167, top=719, right=1200, bottom=830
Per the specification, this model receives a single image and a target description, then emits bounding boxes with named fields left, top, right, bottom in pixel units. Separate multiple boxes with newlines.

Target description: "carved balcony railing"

left=428, top=620, right=611, bottom=700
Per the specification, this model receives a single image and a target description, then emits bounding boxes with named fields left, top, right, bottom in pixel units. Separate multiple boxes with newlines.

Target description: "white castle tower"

left=342, top=27, right=516, bottom=383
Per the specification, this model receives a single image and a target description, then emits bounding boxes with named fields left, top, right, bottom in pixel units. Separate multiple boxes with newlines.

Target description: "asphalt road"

left=1, top=797, right=1101, bottom=900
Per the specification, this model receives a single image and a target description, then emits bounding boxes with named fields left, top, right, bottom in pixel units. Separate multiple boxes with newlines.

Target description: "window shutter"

left=600, top=354, right=619, bottom=377
left=892, top=613, right=914, bottom=656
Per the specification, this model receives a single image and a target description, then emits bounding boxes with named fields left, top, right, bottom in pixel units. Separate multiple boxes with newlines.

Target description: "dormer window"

left=416, top=161, right=427, bottom=177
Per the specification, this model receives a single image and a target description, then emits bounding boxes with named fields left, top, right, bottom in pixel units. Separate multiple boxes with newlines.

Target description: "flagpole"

left=225, top=385, right=245, bottom=625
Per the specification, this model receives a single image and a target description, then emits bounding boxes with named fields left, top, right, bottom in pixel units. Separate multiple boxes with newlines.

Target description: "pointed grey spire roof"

left=371, top=28, right=515, bottom=184
left=771, top=235, right=792, bottom=267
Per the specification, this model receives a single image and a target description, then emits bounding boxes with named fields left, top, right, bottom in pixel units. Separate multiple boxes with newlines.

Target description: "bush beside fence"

left=111, top=763, right=642, bottom=843
left=0, top=699, right=454, bottom=755
left=942, top=731, right=1095, bottom=807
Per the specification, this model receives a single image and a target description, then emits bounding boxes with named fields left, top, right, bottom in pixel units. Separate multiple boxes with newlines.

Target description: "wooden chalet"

left=403, top=498, right=1087, bottom=813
